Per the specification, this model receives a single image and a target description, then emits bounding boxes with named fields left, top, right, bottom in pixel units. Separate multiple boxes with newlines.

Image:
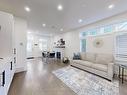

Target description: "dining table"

left=42, top=51, right=55, bottom=63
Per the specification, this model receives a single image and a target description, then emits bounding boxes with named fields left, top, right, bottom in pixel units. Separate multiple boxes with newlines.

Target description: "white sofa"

left=71, top=53, right=114, bottom=81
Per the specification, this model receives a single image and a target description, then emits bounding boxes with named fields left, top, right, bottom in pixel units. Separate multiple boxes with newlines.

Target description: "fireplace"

left=56, top=52, right=61, bottom=59
left=53, top=48, right=65, bottom=60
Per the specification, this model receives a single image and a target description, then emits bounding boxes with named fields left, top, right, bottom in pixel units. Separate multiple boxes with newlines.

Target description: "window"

left=27, top=34, right=48, bottom=52
left=82, top=32, right=87, bottom=37
left=115, top=22, right=127, bottom=31
left=80, top=21, right=127, bottom=38
left=89, top=29, right=98, bottom=36
left=80, top=39, right=86, bottom=52
left=27, top=42, right=32, bottom=52
left=115, top=33, right=127, bottom=60
left=39, top=39, right=48, bottom=51
left=104, top=25, right=113, bottom=33
left=80, top=21, right=127, bottom=53
left=27, top=35, right=33, bottom=52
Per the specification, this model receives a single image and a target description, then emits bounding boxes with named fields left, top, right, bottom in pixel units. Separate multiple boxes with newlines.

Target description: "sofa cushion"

left=96, top=54, right=113, bottom=65
left=85, top=53, right=96, bottom=63
left=73, top=60, right=93, bottom=67
left=91, top=64, right=108, bottom=72
left=80, top=52, right=86, bottom=61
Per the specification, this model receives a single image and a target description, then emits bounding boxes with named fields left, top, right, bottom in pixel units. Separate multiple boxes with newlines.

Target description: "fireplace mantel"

left=53, top=48, right=65, bottom=60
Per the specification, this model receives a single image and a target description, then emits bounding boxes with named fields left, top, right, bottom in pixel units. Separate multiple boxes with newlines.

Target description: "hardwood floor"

left=8, top=58, right=76, bottom=95
left=8, top=58, right=127, bottom=95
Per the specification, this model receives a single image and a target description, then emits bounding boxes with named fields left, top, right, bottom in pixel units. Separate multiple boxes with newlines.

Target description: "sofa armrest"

left=107, top=63, right=114, bottom=80
left=70, top=58, right=80, bottom=65
left=69, top=57, right=74, bottom=65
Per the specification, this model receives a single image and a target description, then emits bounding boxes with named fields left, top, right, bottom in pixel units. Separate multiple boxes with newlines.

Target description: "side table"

left=115, top=61, right=127, bottom=84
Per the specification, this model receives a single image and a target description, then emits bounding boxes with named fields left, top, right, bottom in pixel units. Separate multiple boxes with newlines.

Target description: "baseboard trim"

left=27, top=57, right=35, bottom=59
left=15, top=67, right=27, bottom=73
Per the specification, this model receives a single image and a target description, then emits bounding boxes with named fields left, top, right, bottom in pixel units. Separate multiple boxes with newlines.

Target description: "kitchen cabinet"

left=0, top=11, right=15, bottom=95
left=0, top=57, right=15, bottom=95
left=0, top=11, right=14, bottom=58
left=0, top=10, right=27, bottom=95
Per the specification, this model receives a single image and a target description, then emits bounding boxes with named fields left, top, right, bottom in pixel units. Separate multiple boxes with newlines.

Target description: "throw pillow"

left=73, top=53, right=81, bottom=60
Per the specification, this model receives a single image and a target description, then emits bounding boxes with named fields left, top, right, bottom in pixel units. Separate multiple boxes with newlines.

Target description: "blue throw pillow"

left=73, top=53, right=81, bottom=60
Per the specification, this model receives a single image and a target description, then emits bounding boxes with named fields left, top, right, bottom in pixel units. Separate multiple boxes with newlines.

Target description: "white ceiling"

left=0, top=0, right=127, bottom=35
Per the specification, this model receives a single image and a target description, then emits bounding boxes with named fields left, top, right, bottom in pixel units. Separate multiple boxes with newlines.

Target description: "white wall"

left=14, top=17, right=27, bottom=73
left=53, top=31, right=80, bottom=59
left=86, top=34, right=114, bottom=54
left=53, top=12, right=127, bottom=59
left=63, top=31, right=80, bottom=58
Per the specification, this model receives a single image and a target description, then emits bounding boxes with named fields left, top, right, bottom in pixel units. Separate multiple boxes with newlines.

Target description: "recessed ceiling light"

left=78, top=19, right=83, bottom=23
left=27, top=32, right=31, bottom=34
left=60, top=28, right=63, bottom=31
left=108, top=4, right=115, bottom=9
left=57, top=5, right=63, bottom=11
left=24, top=6, right=31, bottom=12
left=42, top=23, right=46, bottom=27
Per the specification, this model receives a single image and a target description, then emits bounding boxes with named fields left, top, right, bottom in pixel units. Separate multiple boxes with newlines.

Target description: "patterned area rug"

left=53, top=66, right=119, bottom=95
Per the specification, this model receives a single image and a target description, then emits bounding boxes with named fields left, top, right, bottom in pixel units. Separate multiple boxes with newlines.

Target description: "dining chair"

left=42, top=52, right=47, bottom=63
left=49, top=53, right=55, bottom=63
